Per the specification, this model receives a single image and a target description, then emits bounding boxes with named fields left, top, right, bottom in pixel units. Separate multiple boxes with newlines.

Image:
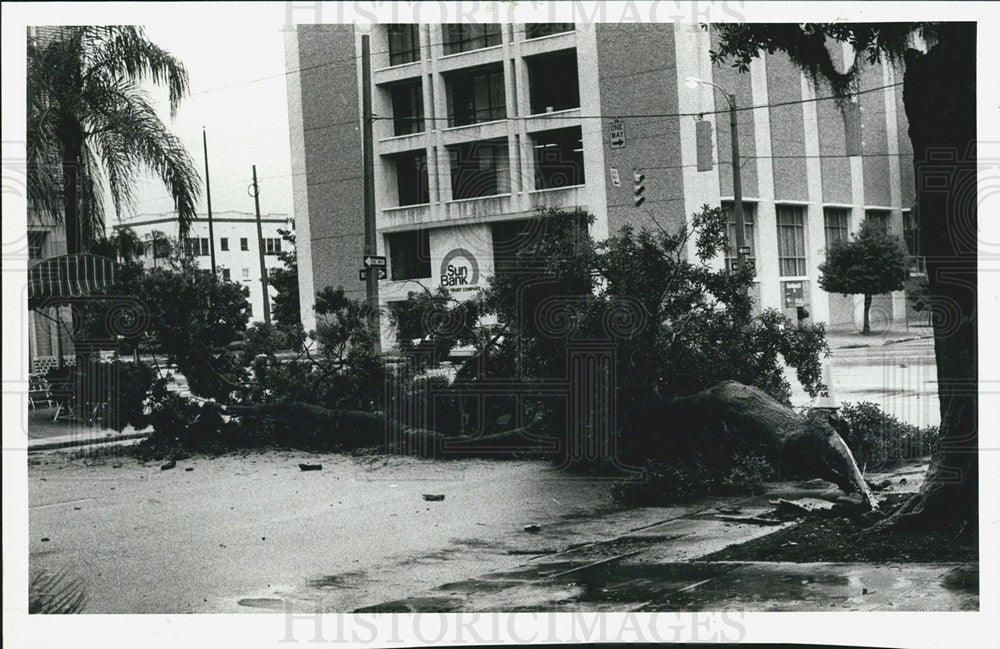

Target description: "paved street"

left=789, top=331, right=939, bottom=428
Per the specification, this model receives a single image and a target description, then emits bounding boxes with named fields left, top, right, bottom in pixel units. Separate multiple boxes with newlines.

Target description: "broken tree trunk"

left=654, top=381, right=878, bottom=510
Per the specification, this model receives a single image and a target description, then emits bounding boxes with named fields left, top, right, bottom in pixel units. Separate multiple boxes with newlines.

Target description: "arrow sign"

left=363, top=255, right=386, bottom=268
left=738, top=246, right=751, bottom=256
left=359, top=267, right=388, bottom=281
left=609, top=121, right=625, bottom=149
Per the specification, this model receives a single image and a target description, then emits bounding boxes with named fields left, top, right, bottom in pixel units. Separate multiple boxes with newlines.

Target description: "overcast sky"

left=124, top=23, right=294, bottom=222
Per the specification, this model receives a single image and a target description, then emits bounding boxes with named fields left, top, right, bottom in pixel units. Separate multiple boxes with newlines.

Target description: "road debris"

left=298, top=463, right=322, bottom=471
left=523, top=524, right=541, bottom=532
left=160, top=460, right=176, bottom=471
left=422, top=494, right=445, bottom=501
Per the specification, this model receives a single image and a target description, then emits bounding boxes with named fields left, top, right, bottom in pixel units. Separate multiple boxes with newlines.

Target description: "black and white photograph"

left=3, top=1, right=997, bottom=648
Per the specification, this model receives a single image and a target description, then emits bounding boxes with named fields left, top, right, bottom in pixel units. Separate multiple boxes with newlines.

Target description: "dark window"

left=394, top=150, right=429, bottom=206
left=264, top=238, right=282, bottom=255
left=776, top=205, right=807, bottom=277
left=28, top=231, right=47, bottom=260
left=442, top=24, right=501, bottom=55
left=186, top=238, right=210, bottom=256
left=240, top=237, right=249, bottom=251
left=390, top=79, right=424, bottom=136
left=387, top=24, right=420, bottom=66
left=446, top=65, right=506, bottom=127
left=865, top=209, right=891, bottom=235
left=903, top=210, right=925, bottom=274
left=449, top=140, right=510, bottom=200
left=491, top=215, right=586, bottom=277
left=221, top=268, right=231, bottom=282
left=387, top=230, right=431, bottom=280
left=531, top=126, right=585, bottom=190
left=220, top=237, right=229, bottom=251
left=824, top=207, right=850, bottom=251
left=722, top=201, right=757, bottom=268
left=527, top=50, right=579, bottom=114
left=525, top=23, right=574, bottom=39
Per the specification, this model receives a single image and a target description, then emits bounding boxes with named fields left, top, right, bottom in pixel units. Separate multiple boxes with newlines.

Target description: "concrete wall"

left=288, top=24, right=366, bottom=332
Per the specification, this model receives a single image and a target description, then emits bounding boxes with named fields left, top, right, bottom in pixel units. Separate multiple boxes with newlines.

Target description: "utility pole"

left=361, top=34, right=381, bottom=354
left=250, top=165, right=272, bottom=325
left=202, top=127, right=218, bottom=278
left=727, top=92, right=749, bottom=277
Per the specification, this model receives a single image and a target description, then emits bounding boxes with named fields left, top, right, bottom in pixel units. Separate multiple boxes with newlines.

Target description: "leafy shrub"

left=611, top=451, right=776, bottom=506
left=838, top=402, right=939, bottom=468
left=46, top=359, right=154, bottom=432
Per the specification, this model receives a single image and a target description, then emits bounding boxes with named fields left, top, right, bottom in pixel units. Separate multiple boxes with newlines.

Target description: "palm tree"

left=27, top=26, right=200, bottom=255
left=712, top=23, right=976, bottom=530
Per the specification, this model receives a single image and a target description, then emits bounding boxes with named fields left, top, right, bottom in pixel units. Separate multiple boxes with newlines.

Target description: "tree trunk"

left=62, top=136, right=82, bottom=255
left=862, top=294, right=872, bottom=334
left=881, top=24, right=978, bottom=529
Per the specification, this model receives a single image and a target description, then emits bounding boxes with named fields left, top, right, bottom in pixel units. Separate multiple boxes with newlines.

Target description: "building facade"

left=114, top=211, right=294, bottom=323
left=286, top=23, right=923, bottom=347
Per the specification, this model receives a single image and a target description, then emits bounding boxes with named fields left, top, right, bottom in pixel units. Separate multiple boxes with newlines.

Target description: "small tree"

left=269, top=227, right=301, bottom=339
left=818, top=221, right=908, bottom=333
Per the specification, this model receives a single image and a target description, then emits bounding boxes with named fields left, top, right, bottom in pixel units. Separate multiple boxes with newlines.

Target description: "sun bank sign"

left=440, top=248, right=479, bottom=294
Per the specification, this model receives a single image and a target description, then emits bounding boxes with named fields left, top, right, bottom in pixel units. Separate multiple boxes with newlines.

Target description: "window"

left=442, top=24, right=501, bottom=55
left=220, top=237, right=229, bottom=251
left=776, top=205, right=807, bottom=277
left=525, top=23, right=574, bottom=39
left=722, top=201, right=757, bottom=269
left=242, top=268, right=250, bottom=279
left=532, top=126, right=585, bottom=190
left=387, top=24, right=420, bottom=66
left=150, top=237, right=171, bottom=259
left=264, top=238, right=282, bottom=255
left=449, top=139, right=510, bottom=199
left=903, top=210, right=925, bottom=275
left=28, top=231, right=47, bottom=260
left=865, top=209, right=890, bottom=235
left=527, top=50, right=579, bottom=114
left=186, top=237, right=210, bottom=256
left=492, top=214, right=586, bottom=277
left=221, top=268, right=231, bottom=282
left=823, top=207, right=850, bottom=251
left=446, top=64, right=506, bottom=127
left=393, top=150, right=429, bottom=206
left=390, top=79, right=424, bottom=136
left=240, top=237, right=249, bottom=251
left=387, top=229, right=431, bottom=280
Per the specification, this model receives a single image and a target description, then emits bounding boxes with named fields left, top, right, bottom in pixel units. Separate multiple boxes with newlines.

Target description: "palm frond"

left=29, top=569, right=87, bottom=614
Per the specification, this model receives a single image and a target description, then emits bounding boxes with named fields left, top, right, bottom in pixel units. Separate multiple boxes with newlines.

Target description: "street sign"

left=609, top=166, right=621, bottom=187
left=363, top=255, right=387, bottom=268
left=359, top=267, right=387, bottom=281
left=730, top=257, right=756, bottom=273
left=609, top=121, right=625, bottom=149
left=738, top=246, right=751, bottom=256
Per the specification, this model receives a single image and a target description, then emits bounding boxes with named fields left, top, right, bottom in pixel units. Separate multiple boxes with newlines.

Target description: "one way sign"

left=609, top=121, right=625, bottom=149
left=363, top=255, right=386, bottom=268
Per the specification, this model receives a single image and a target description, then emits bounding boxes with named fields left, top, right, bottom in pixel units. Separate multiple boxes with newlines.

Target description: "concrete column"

left=673, top=23, right=722, bottom=266
left=883, top=62, right=908, bottom=326
left=576, top=24, right=608, bottom=240
left=750, top=55, right=780, bottom=312
left=800, top=73, right=829, bottom=324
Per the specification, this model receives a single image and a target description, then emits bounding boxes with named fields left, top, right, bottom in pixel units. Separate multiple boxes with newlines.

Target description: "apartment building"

left=286, top=22, right=922, bottom=347
left=114, top=211, right=294, bottom=323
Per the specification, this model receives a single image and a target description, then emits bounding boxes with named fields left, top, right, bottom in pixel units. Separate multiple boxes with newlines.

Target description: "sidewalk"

left=26, top=407, right=150, bottom=451
left=825, top=325, right=933, bottom=350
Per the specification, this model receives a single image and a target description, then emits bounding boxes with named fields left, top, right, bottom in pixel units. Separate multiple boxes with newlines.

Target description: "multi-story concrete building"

left=114, top=211, right=294, bottom=323
left=286, top=23, right=923, bottom=346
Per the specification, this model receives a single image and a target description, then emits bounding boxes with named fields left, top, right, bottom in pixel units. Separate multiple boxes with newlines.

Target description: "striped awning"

left=28, top=254, right=115, bottom=310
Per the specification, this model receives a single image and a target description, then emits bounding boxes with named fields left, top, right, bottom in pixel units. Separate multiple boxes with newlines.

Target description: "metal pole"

left=202, top=127, right=218, bottom=278
left=251, top=165, right=272, bottom=325
left=729, top=93, right=748, bottom=278
left=361, top=35, right=381, bottom=354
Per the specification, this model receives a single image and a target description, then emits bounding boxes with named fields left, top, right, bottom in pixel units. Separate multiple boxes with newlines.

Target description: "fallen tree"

left=210, top=380, right=876, bottom=509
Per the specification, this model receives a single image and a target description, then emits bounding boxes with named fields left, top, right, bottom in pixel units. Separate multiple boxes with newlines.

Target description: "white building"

left=114, top=211, right=294, bottom=323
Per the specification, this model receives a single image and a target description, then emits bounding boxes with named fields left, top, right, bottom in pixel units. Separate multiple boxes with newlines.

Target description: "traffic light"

left=695, top=118, right=713, bottom=171
left=633, top=170, right=646, bottom=207
left=843, top=100, right=862, bottom=157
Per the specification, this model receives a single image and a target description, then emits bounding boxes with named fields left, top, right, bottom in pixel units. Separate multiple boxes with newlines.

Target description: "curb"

left=28, top=431, right=150, bottom=452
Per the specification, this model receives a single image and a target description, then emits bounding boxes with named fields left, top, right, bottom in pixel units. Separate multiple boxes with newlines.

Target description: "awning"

left=28, top=254, right=115, bottom=310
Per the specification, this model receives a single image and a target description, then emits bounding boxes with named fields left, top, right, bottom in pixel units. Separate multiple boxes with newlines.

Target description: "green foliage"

left=27, top=26, right=200, bottom=249
left=611, top=452, right=776, bottom=506
left=838, top=402, right=939, bottom=468
left=29, top=570, right=87, bottom=614
left=269, top=227, right=302, bottom=337
left=387, top=286, right=481, bottom=362
left=819, top=221, right=908, bottom=299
